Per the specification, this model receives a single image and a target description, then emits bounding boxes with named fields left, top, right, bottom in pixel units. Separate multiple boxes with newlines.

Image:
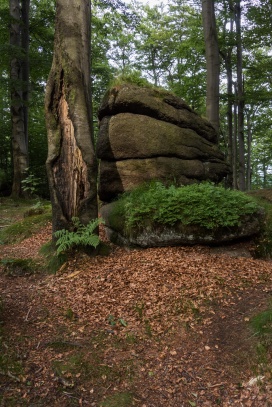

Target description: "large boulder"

left=97, top=84, right=230, bottom=202
left=100, top=201, right=264, bottom=248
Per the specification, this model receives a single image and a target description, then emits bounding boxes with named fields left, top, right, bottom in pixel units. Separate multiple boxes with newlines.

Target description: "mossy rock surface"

left=101, top=202, right=264, bottom=248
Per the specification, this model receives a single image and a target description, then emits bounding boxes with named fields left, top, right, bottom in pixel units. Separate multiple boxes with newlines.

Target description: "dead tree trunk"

left=45, top=0, right=98, bottom=234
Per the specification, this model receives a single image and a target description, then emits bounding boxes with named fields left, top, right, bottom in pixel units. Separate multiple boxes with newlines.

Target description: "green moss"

left=39, top=241, right=67, bottom=274
left=0, top=258, right=39, bottom=276
left=100, top=392, right=135, bottom=407
left=109, top=70, right=153, bottom=89
left=0, top=207, right=51, bottom=244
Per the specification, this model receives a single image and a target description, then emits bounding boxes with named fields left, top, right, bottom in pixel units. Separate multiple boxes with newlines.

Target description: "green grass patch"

left=100, top=392, right=135, bottom=407
left=111, top=181, right=262, bottom=235
left=0, top=258, right=40, bottom=276
left=251, top=308, right=272, bottom=347
left=109, top=70, right=153, bottom=89
left=250, top=305, right=272, bottom=373
left=0, top=205, right=51, bottom=244
left=39, top=241, right=67, bottom=274
left=52, top=351, right=121, bottom=388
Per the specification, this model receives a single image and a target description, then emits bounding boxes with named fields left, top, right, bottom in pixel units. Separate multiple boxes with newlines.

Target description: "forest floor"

left=0, top=196, right=272, bottom=407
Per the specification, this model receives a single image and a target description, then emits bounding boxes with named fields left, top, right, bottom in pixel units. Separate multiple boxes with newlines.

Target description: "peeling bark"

left=45, top=0, right=97, bottom=234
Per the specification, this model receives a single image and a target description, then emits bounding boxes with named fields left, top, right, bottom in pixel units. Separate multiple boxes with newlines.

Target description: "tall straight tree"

left=202, top=0, right=220, bottom=135
left=9, top=0, right=29, bottom=197
left=45, top=0, right=97, bottom=234
left=235, top=0, right=245, bottom=190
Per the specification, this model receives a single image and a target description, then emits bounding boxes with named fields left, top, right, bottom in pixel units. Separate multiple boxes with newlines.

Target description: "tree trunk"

left=202, top=0, right=220, bottom=136
left=235, top=0, right=245, bottom=191
left=9, top=0, right=29, bottom=198
left=222, top=0, right=235, bottom=188
left=233, top=86, right=238, bottom=189
left=246, top=110, right=252, bottom=190
left=21, top=0, right=30, bottom=151
left=45, top=0, right=98, bottom=234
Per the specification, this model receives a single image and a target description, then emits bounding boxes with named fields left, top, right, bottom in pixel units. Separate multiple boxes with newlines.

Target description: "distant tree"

left=45, top=0, right=98, bottom=234
left=202, top=0, right=220, bottom=135
left=235, top=0, right=245, bottom=191
left=9, top=0, right=29, bottom=197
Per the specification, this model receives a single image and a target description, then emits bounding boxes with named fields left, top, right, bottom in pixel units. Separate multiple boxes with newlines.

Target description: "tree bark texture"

left=45, top=0, right=97, bottom=234
left=10, top=0, right=29, bottom=197
left=235, top=0, right=245, bottom=191
left=202, top=0, right=220, bottom=136
left=21, top=0, right=29, bottom=150
left=246, top=110, right=252, bottom=190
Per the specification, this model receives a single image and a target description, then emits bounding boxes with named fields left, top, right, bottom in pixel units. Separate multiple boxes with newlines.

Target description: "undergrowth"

left=54, top=217, right=103, bottom=255
left=250, top=303, right=272, bottom=376
left=250, top=196, right=272, bottom=259
left=39, top=241, right=67, bottom=274
left=0, top=205, right=51, bottom=244
left=0, top=258, right=39, bottom=276
left=112, top=181, right=262, bottom=234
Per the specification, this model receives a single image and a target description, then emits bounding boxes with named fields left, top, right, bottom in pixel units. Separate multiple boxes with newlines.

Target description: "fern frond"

left=54, top=217, right=104, bottom=255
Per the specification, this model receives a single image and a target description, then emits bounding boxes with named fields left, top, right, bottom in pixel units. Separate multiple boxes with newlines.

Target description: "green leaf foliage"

left=114, top=181, right=261, bottom=233
left=54, top=217, right=104, bottom=255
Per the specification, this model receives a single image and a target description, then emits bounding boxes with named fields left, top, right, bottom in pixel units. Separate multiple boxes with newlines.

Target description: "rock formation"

left=97, top=83, right=230, bottom=202
left=100, top=201, right=264, bottom=248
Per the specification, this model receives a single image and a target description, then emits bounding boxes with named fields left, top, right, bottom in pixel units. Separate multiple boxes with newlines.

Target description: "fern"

left=54, top=217, right=104, bottom=256
left=115, top=181, right=261, bottom=232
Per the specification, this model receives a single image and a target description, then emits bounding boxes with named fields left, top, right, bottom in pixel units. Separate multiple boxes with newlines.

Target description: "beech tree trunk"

left=246, top=110, right=252, bottom=190
left=235, top=0, right=246, bottom=191
left=9, top=0, right=29, bottom=197
left=202, top=0, right=220, bottom=136
left=21, top=0, right=29, bottom=151
left=45, top=0, right=98, bottom=234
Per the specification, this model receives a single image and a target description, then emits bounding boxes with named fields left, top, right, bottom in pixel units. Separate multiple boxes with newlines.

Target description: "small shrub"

left=250, top=197, right=272, bottom=259
left=113, top=181, right=262, bottom=234
left=54, top=217, right=104, bottom=255
left=21, top=170, right=41, bottom=196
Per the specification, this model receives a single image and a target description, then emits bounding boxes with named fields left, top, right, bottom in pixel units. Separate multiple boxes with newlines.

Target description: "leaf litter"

left=0, top=224, right=271, bottom=406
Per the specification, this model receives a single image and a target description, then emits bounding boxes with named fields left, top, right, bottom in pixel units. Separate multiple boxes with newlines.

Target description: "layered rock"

left=97, top=84, right=230, bottom=202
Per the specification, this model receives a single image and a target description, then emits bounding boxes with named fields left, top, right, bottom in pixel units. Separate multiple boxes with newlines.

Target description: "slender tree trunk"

left=233, top=88, right=238, bottom=189
left=45, top=0, right=98, bottom=234
left=235, top=0, right=245, bottom=191
left=21, top=0, right=30, bottom=150
left=9, top=0, right=29, bottom=197
left=246, top=110, right=252, bottom=190
left=222, top=0, right=235, bottom=188
left=202, top=0, right=220, bottom=136
left=226, top=51, right=234, bottom=187
left=263, top=160, right=267, bottom=188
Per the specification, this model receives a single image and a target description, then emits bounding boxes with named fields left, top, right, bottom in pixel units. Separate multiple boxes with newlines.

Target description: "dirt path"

left=0, top=226, right=272, bottom=406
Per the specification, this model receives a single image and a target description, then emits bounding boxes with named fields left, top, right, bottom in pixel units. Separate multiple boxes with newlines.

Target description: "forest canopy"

left=0, top=0, right=272, bottom=197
